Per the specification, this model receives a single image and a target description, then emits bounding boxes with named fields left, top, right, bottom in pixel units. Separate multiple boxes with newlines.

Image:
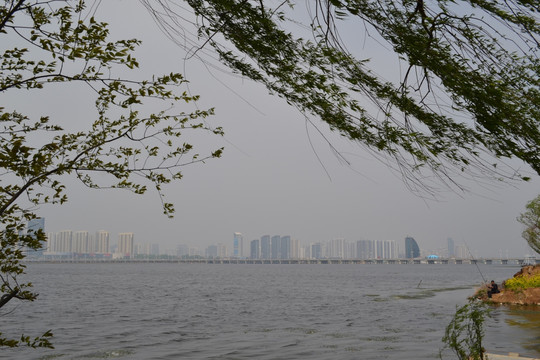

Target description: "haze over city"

left=12, top=1, right=540, bottom=259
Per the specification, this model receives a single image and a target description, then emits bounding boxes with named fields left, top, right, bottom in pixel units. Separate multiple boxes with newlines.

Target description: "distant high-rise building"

left=383, top=240, right=399, bottom=259
left=356, top=240, right=374, bottom=259
left=87, top=233, right=95, bottom=253
left=271, top=235, right=281, bottom=259
left=447, top=238, right=455, bottom=257
left=73, top=231, right=89, bottom=253
left=151, top=243, right=160, bottom=256
left=299, top=244, right=309, bottom=259
left=135, top=243, right=152, bottom=256
left=46, top=232, right=56, bottom=252
left=261, top=235, right=271, bottom=259
left=233, top=232, right=243, bottom=257
left=118, top=233, right=134, bottom=256
left=369, top=240, right=398, bottom=259
left=216, top=243, right=228, bottom=258
left=405, top=236, right=420, bottom=258
left=95, top=230, right=110, bottom=254
left=328, top=238, right=346, bottom=259
left=57, top=230, right=73, bottom=253
left=177, top=244, right=189, bottom=257
left=290, top=238, right=299, bottom=259
left=280, top=236, right=291, bottom=259
left=206, top=245, right=218, bottom=258
left=375, top=240, right=384, bottom=259
left=311, top=243, right=322, bottom=259
left=347, top=241, right=357, bottom=259
left=250, top=239, right=260, bottom=259
left=455, top=245, right=469, bottom=259
left=188, top=247, right=200, bottom=257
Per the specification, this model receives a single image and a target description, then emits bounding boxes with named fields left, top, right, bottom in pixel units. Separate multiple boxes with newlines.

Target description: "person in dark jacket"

left=487, top=280, right=500, bottom=298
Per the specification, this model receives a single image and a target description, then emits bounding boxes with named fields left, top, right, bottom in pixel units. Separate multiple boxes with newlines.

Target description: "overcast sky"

left=13, top=1, right=539, bottom=258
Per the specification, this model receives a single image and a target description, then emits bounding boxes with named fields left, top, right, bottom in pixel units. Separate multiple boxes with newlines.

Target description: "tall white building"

left=56, top=230, right=73, bottom=253
left=290, top=238, right=300, bottom=259
left=95, top=230, right=110, bottom=254
left=73, top=231, right=89, bottom=254
left=118, top=232, right=134, bottom=256
left=455, top=245, right=469, bottom=259
left=46, top=232, right=56, bottom=253
left=383, top=240, right=399, bottom=259
left=327, top=238, right=347, bottom=259
left=135, top=243, right=152, bottom=256
left=371, top=240, right=399, bottom=259
left=217, top=243, right=228, bottom=258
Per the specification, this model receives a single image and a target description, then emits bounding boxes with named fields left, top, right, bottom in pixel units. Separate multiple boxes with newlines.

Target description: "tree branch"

left=0, top=0, right=26, bottom=33
left=0, top=287, right=19, bottom=309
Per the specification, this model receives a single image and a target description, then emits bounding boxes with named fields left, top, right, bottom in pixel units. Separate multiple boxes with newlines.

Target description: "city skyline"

left=35, top=221, right=530, bottom=260
left=40, top=221, right=535, bottom=259
left=35, top=234, right=521, bottom=261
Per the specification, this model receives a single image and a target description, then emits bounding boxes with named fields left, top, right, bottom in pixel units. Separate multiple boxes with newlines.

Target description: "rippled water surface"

left=1, top=263, right=539, bottom=359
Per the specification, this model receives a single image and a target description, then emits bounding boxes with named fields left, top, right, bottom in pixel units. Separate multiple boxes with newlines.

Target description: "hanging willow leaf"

left=144, top=0, right=539, bottom=193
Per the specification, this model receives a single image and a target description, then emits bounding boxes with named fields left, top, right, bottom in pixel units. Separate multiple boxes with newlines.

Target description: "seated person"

left=487, top=280, right=500, bottom=298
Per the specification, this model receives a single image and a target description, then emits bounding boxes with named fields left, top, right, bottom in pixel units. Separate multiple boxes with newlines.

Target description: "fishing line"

left=464, top=241, right=487, bottom=283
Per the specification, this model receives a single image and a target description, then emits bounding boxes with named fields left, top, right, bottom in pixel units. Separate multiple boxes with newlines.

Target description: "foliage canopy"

left=0, top=0, right=222, bottom=347
left=518, top=194, right=540, bottom=254
left=145, top=0, right=539, bottom=193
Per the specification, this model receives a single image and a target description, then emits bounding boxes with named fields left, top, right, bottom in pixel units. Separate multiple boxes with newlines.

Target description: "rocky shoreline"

left=483, top=265, right=540, bottom=306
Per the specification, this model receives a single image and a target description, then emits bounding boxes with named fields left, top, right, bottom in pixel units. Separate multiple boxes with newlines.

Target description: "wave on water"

left=64, top=349, right=135, bottom=359
left=392, top=286, right=473, bottom=300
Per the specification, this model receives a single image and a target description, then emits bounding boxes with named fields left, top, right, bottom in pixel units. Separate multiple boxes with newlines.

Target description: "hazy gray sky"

left=14, top=1, right=539, bottom=257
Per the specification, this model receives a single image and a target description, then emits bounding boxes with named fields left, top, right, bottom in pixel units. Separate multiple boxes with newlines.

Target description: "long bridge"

left=25, top=257, right=538, bottom=265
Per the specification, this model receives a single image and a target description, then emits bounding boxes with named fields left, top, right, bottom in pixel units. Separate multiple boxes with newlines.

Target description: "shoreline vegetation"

left=475, top=265, right=540, bottom=306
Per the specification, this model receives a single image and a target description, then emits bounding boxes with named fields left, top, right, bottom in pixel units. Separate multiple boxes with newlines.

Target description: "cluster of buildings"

left=196, top=234, right=471, bottom=261
left=24, top=218, right=159, bottom=259
left=45, top=230, right=140, bottom=258
left=248, top=236, right=402, bottom=260
left=220, top=233, right=415, bottom=260
left=23, top=218, right=473, bottom=261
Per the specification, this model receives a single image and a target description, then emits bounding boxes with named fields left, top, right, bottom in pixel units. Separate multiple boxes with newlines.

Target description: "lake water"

left=1, top=263, right=539, bottom=359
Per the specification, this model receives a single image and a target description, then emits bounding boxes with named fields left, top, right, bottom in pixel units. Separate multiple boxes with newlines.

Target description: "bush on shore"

left=504, top=273, right=540, bottom=291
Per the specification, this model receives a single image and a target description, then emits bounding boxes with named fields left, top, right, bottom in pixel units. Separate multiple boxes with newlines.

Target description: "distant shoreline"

left=24, top=257, right=532, bottom=265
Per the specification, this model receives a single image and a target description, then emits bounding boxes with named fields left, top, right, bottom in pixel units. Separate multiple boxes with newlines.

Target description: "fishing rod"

left=464, top=241, right=487, bottom=284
